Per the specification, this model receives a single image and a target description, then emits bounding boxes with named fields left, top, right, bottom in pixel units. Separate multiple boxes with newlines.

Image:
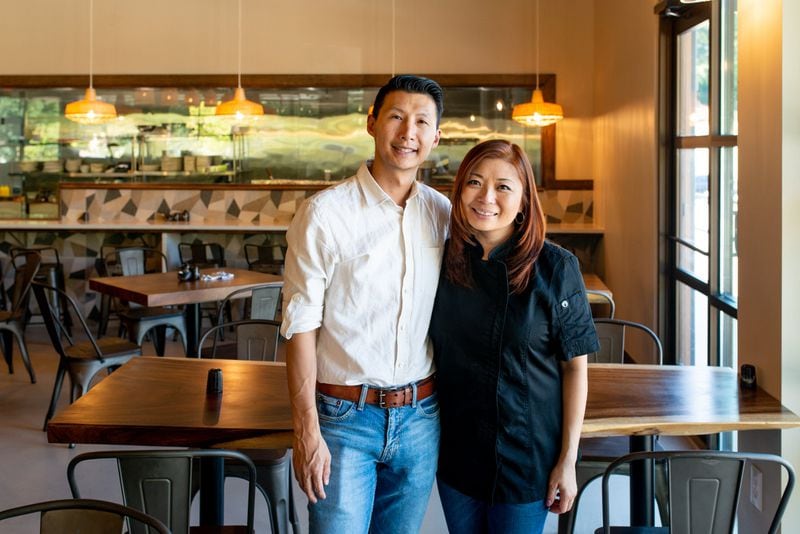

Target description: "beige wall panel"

left=591, top=0, right=657, bottom=336
left=0, top=0, right=595, bottom=183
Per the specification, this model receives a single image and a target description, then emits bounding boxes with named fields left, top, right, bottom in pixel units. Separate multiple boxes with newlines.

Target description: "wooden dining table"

left=48, top=360, right=800, bottom=527
left=89, top=267, right=282, bottom=357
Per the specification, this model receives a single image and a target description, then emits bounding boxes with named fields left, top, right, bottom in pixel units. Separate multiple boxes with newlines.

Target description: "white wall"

left=780, top=0, right=800, bottom=529
left=738, top=0, right=800, bottom=530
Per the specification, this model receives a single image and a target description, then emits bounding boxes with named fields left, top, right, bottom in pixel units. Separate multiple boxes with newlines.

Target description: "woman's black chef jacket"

left=430, top=239, right=599, bottom=504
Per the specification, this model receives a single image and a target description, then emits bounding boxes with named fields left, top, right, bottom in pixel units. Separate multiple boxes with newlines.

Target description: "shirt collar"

left=356, top=161, right=419, bottom=208
left=467, top=235, right=517, bottom=262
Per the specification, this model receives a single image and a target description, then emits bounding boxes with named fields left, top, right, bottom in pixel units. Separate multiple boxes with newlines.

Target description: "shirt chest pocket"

left=554, top=289, right=593, bottom=342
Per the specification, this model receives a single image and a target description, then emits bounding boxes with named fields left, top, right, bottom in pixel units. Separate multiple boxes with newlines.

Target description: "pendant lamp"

left=512, top=0, right=563, bottom=127
left=216, top=0, right=263, bottom=118
left=65, top=0, right=117, bottom=124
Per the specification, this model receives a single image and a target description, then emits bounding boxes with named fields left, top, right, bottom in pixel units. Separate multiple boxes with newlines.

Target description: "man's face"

left=367, top=91, right=441, bottom=175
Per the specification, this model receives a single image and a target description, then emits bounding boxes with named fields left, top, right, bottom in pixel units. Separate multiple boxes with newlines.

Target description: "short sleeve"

left=550, top=255, right=600, bottom=359
left=279, top=199, right=334, bottom=339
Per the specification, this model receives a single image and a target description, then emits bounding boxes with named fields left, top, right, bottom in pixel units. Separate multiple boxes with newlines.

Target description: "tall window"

left=659, top=0, right=738, bottom=369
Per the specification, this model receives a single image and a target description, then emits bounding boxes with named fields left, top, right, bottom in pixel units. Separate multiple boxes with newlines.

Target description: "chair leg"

left=254, top=457, right=293, bottom=534
left=43, top=364, right=67, bottom=431
left=10, top=326, right=36, bottom=383
left=1, top=331, right=12, bottom=374
left=97, top=294, right=110, bottom=338
left=152, top=325, right=167, bottom=356
left=288, top=466, right=300, bottom=534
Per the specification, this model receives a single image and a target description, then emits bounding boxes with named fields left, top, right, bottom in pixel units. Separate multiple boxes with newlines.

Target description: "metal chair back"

left=591, top=318, right=663, bottom=365
left=0, top=498, right=170, bottom=534
left=586, top=289, right=616, bottom=318
left=599, top=450, right=796, bottom=534
left=199, top=319, right=281, bottom=361
left=68, top=449, right=256, bottom=534
left=244, top=243, right=286, bottom=275
left=179, top=242, right=226, bottom=268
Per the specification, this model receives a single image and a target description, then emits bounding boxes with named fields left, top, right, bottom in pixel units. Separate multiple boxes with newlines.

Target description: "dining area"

left=3, top=304, right=800, bottom=532
left=2, top=0, right=800, bottom=532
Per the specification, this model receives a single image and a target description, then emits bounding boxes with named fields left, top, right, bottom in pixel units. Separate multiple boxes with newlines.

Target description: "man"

left=280, top=75, right=450, bottom=533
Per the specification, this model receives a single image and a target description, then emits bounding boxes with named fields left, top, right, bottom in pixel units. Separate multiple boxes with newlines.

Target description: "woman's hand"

left=546, top=458, right=578, bottom=514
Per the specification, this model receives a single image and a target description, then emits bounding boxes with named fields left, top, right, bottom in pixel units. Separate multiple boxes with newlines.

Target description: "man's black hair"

left=371, top=75, right=444, bottom=126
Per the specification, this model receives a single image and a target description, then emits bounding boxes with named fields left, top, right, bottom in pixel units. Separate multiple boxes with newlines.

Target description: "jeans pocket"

left=316, top=392, right=356, bottom=422
left=416, top=392, right=440, bottom=419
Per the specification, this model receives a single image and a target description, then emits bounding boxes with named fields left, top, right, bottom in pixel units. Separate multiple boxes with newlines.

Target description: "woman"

left=430, top=139, right=598, bottom=534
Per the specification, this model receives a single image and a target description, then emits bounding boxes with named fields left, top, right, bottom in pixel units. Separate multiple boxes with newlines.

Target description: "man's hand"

left=293, top=430, right=331, bottom=503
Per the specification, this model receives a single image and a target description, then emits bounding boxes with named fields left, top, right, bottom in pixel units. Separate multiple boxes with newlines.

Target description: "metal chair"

left=10, top=246, right=73, bottom=335
left=586, top=289, right=616, bottom=318
left=68, top=449, right=256, bottom=534
left=179, top=241, right=226, bottom=269
left=560, top=318, right=665, bottom=534
left=595, top=450, right=796, bottom=534
left=244, top=243, right=287, bottom=275
left=33, top=282, right=141, bottom=431
left=178, top=241, right=231, bottom=326
left=0, top=498, right=171, bottom=534
left=198, top=320, right=298, bottom=534
left=219, top=282, right=282, bottom=324
left=107, top=247, right=188, bottom=356
left=590, top=318, right=663, bottom=365
left=0, top=250, right=40, bottom=383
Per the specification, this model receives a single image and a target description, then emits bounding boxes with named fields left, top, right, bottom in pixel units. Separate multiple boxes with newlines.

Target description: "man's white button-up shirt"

left=281, top=162, right=450, bottom=387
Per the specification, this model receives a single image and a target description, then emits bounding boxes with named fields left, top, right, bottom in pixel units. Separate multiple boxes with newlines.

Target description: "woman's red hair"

left=445, top=139, right=546, bottom=294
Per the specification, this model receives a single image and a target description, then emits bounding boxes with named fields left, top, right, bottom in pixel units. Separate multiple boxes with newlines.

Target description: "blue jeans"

left=437, top=479, right=549, bottom=534
left=309, top=388, right=440, bottom=534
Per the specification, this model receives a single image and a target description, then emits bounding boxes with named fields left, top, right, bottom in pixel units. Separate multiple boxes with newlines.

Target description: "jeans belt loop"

left=411, top=381, right=419, bottom=408
left=357, top=384, right=369, bottom=411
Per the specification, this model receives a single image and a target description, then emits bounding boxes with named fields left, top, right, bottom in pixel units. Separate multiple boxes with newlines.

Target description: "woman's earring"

left=515, top=212, right=525, bottom=225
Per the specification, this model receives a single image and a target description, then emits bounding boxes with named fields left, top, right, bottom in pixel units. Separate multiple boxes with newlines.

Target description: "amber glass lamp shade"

left=511, top=88, right=563, bottom=127
left=215, top=87, right=264, bottom=118
left=65, top=87, right=117, bottom=125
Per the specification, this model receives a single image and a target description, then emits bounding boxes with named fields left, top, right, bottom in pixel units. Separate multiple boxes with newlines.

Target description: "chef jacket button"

left=561, top=300, right=569, bottom=308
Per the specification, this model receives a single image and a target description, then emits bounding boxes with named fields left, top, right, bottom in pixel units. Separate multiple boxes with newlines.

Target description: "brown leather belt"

left=316, top=375, right=436, bottom=409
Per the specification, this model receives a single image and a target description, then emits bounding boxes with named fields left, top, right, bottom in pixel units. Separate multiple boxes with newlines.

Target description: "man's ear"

left=432, top=128, right=442, bottom=148
left=367, top=113, right=376, bottom=138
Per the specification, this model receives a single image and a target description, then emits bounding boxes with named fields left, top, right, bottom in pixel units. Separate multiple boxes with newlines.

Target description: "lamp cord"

left=535, top=0, right=540, bottom=90
left=237, top=0, right=242, bottom=89
left=391, top=0, right=396, bottom=77
left=89, top=0, right=94, bottom=89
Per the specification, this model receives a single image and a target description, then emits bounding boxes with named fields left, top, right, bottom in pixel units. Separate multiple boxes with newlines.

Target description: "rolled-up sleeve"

left=550, top=255, right=600, bottom=359
left=280, top=199, right=334, bottom=339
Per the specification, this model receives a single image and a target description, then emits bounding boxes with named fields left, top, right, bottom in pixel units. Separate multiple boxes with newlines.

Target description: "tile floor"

left=0, top=324, right=623, bottom=533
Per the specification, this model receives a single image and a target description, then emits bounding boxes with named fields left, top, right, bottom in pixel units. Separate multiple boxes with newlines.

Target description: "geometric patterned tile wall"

left=6, top=186, right=593, bottom=319
left=60, top=186, right=593, bottom=225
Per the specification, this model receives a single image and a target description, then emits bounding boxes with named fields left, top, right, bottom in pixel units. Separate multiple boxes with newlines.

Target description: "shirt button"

left=561, top=300, right=569, bottom=308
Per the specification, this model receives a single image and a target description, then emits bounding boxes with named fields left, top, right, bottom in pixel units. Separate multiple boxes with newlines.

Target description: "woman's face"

left=460, top=157, right=525, bottom=247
